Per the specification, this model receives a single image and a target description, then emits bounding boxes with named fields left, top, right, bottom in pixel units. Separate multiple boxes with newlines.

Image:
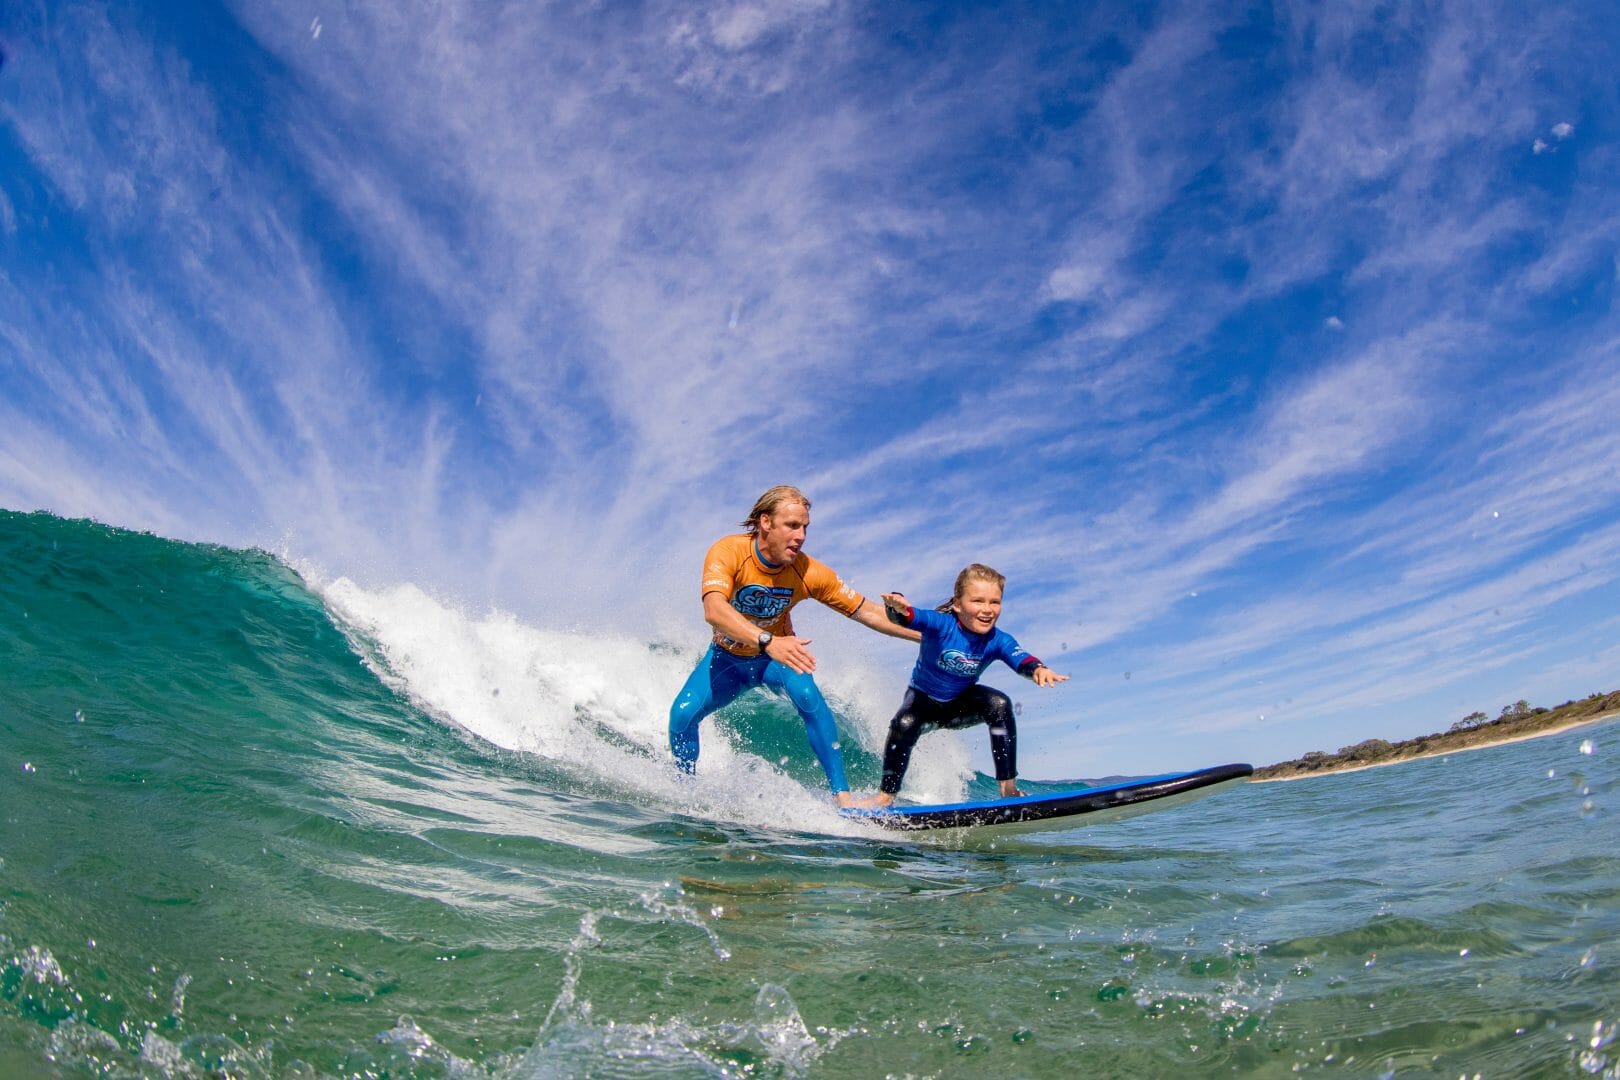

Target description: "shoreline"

left=1251, top=709, right=1618, bottom=783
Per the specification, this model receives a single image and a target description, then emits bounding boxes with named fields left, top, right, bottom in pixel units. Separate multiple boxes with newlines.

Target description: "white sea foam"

left=317, top=576, right=977, bottom=833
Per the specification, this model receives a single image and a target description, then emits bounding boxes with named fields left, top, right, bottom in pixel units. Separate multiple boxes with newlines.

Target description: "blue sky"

left=3, top=0, right=1618, bottom=778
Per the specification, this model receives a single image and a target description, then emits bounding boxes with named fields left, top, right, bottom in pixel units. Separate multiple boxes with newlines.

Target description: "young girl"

left=864, top=564, right=1067, bottom=807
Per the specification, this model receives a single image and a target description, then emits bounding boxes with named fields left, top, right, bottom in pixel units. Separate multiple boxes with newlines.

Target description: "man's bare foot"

left=842, top=791, right=895, bottom=810
left=998, top=779, right=1026, bottom=798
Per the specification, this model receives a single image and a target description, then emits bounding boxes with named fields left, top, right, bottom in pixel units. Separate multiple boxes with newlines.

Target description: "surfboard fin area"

left=840, top=763, right=1254, bottom=834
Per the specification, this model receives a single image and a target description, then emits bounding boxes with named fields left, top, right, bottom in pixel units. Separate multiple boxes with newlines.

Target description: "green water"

left=2, top=510, right=1617, bottom=1077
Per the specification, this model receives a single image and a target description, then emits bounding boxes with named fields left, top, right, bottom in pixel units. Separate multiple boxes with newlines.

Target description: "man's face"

left=757, top=501, right=810, bottom=565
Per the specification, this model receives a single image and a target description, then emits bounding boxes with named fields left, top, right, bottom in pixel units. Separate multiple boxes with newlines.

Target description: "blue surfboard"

left=839, top=762, right=1253, bottom=834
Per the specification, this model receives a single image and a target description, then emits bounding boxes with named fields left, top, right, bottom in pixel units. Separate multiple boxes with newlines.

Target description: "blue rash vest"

left=903, top=606, right=1041, bottom=701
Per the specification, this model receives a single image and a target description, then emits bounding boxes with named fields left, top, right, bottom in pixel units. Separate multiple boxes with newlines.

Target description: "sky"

left=3, top=0, right=1619, bottom=779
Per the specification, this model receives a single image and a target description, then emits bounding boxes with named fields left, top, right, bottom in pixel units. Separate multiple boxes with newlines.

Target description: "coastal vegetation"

left=1255, top=690, right=1620, bottom=780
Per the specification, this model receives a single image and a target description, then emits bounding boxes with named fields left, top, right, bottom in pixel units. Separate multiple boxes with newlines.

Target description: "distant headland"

left=1254, top=690, right=1620, bottom=781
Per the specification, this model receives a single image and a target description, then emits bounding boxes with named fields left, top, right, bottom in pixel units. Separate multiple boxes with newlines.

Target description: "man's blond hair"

left=740, top=485, right=811, bottom=534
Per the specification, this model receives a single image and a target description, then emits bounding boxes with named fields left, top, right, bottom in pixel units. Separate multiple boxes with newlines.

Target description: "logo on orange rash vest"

left=733, top=584, right=794, bottom=619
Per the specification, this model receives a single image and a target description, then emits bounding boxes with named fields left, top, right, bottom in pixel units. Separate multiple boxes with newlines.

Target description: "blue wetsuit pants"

left=879, top=685, right=1017, bottom=795
left=668, top=644, right=850, bottom=793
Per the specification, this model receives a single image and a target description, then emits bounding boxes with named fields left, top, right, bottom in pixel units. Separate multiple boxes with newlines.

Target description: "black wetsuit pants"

left=879, top=685, right=1017, bottom=795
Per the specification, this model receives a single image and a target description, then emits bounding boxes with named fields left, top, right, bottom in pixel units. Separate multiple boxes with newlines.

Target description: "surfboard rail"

left=840, top=762, right=1254, bottom=833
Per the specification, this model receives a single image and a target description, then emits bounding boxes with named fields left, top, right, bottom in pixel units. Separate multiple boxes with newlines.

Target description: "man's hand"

left=765, top=634, right=817, bottom=674
left=880, top=592, right=911, bottom=625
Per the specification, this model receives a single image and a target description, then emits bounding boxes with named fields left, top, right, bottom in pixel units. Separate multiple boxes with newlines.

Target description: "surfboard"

left=839, top=762, right=1253, bottom=835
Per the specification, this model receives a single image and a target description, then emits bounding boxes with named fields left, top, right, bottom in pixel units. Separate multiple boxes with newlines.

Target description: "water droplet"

left=22, top=762, right=36, bottom=774
left=1123, top=671, right=1132, bottom=680
left=1579, top=739, right=1595, bottom=755
left=778, top=756, right=789, bottom=765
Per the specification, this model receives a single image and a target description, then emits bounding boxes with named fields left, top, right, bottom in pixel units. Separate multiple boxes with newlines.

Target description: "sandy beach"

left=1252, top=709, right=1618, bottom=783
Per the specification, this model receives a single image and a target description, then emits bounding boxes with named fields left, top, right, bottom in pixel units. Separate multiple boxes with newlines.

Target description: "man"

left=668, top=484, right=920, bottom=806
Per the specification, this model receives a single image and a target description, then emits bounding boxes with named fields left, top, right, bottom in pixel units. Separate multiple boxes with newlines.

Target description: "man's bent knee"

left=774, top=668, right=829, bottom=717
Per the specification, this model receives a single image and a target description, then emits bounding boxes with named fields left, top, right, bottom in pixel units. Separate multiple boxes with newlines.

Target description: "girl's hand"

left=1032, top=666, right=1068, bottom=688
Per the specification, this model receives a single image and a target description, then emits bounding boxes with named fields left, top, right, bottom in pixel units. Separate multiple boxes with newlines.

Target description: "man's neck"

left=754, top=539, right=787, bottom=569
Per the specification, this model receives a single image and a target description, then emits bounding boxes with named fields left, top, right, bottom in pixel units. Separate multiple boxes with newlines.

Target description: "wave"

left=0, top=510, right=983, bottom=838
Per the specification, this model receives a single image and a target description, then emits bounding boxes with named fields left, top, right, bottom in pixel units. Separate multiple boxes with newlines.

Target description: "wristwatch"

left=756, top=631, right=773, bottom=653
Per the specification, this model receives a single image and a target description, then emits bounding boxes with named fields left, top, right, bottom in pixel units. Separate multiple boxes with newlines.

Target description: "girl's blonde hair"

left=740, top=485, right=810, bottom=534
left=936, top=563, right=1006, bottom=612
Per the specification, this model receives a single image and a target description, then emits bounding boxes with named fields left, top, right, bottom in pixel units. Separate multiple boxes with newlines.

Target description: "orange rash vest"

left=701, top=534, right=864, bottom=656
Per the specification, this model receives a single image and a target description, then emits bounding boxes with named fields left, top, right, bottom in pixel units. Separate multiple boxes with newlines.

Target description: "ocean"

left=2, top=509, right=1616, bottom=1078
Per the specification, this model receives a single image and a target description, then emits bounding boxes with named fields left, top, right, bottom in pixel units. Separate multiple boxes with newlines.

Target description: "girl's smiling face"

left=953, top=579, right=1003, bottom=634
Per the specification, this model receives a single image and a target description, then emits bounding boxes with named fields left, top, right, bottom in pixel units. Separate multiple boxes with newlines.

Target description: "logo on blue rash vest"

left=734, top=585, right=794, bottom=618
left=937, top=650, right=982, bottom=677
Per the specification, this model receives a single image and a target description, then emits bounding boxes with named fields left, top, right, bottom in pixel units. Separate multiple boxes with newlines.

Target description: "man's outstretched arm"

left=850, top=598, right=922, bottom=643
